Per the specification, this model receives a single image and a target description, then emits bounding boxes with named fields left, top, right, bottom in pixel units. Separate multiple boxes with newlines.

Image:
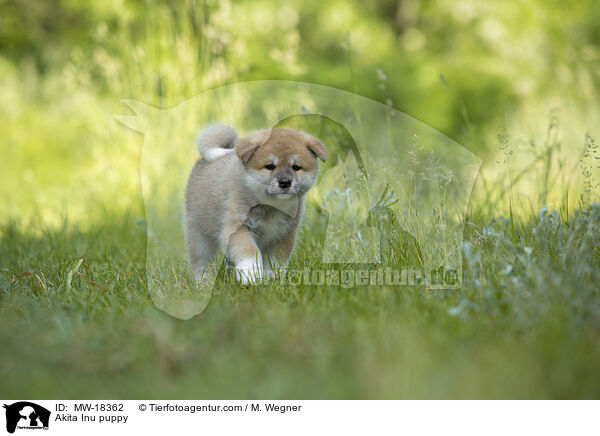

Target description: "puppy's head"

left=236, top=128, right=326, bottom=198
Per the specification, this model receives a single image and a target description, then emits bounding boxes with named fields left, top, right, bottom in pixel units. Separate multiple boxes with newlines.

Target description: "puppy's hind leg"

left=186, top=229, right=218, bottom=285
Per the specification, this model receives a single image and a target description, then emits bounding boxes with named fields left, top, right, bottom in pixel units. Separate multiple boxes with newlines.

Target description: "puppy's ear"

left=303, top=133, right=327, bottom=162
left=236, top=130, right=269, bottom=163
left=236, top=137, right=260, bottom=163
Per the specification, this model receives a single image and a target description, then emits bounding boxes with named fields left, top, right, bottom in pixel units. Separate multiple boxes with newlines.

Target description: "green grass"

left=1, top=203, right=599, bottom=399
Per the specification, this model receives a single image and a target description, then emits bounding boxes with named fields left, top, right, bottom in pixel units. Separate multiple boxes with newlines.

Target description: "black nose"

left=278, top=177, right=292, bottom=189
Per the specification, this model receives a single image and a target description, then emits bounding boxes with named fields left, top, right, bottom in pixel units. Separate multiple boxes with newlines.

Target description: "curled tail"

left=196, top=124, right=238, bottom=161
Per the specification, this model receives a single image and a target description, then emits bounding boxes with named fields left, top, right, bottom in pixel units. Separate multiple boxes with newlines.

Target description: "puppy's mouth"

left=266, top=184, right=300, bottom=196
left=274, top=192, right=295, bottom=199
left=266, top=186, right=300, bottom=196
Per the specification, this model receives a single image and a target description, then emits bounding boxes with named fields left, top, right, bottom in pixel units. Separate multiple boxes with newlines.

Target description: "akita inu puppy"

left=185, top=124, right=326, bottom=284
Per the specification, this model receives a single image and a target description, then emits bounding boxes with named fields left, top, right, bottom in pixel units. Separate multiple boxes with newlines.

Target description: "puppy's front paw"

left=234, top=258, right=263, bottom=285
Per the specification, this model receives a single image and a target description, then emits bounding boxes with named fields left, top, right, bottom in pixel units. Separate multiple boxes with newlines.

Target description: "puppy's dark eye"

left=292, top=164, right=302, bottom=171
left=264, top=164, right=275, bottom=171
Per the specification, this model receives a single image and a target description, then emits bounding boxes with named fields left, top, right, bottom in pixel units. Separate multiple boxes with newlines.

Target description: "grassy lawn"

left=1, top=202, right=599, bottom=399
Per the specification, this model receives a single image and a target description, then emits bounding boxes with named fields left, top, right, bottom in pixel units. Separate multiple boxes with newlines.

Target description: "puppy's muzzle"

left=267, top=173, right=298, bottom=195
left=278, top=177, right=292, bottom=189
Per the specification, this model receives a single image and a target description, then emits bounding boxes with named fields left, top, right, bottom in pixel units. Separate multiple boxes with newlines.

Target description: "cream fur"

left=185, top=124, right=325, bottom=284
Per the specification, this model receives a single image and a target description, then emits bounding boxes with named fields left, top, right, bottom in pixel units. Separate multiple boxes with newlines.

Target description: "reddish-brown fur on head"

left=236, top=128, right=326, bottom=197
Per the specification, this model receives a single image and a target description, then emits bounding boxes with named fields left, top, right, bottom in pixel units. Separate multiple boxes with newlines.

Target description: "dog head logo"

left=3, top=402, right=50, bottom=434
left=116, top=81, right=481, bottom=318
left=315, top=150, right=381, bottom=264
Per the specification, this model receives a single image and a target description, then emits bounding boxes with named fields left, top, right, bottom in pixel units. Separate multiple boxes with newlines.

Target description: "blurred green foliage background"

left=1, top=0, right=600, bottom=223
